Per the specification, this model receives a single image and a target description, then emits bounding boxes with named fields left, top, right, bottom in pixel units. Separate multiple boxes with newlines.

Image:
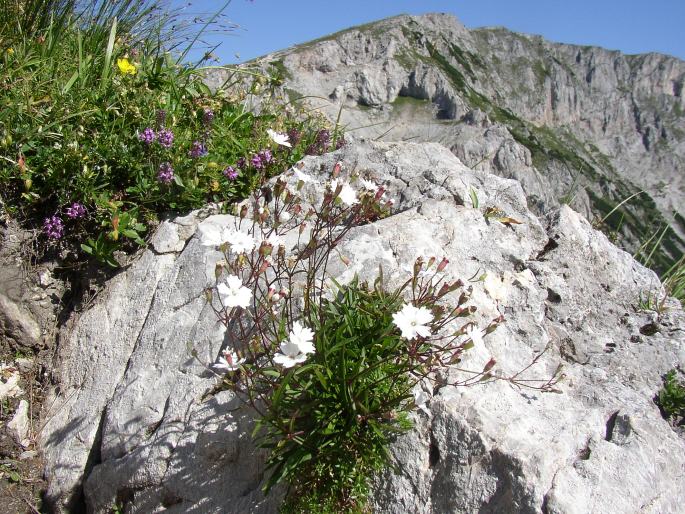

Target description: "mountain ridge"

left=222, top=12, right=685, bottom=272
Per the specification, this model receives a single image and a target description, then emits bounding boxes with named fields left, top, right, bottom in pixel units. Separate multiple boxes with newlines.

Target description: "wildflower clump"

left=0, top=0, right=343, bottom=267
left=657, top=369, right=685, bottom=423
left=196, top=162, right=557, bottom=513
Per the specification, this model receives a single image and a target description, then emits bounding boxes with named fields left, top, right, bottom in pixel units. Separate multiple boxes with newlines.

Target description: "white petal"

left=414, top=306, right=434, bottom=325
left=273, top=353, right=297, bottom=368
left=293, top=168, right=312, bottom=183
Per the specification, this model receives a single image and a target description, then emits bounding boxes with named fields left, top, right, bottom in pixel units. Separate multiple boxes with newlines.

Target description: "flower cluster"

left=195, top=158, right=562, bottom=513
left=189, top=140, right=208, bottom=159
left=157, top=162, right=174, bottom=184
left=223, top=166, right=238, bottom=180
left=305, top=129, right=345, bottom=156
left=203, top=108, right=214, bottom=126
left=137, top=127, right=174, bottom=149
left=65, top=202, right=87, bottom=219
left=43, top=215, right=64, bottom=240
left=157, top=128, right=174, bottom=149
left=138, top=127, right=155, bottom=145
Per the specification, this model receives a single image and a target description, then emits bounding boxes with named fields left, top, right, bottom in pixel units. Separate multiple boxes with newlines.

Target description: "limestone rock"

left=40, top=141, right=685, bottom=513
left=0, top=293, right=42, bottom=351
left=0, top=363, right=23, bottom=400
left=8, top=399, right=31, bottom=448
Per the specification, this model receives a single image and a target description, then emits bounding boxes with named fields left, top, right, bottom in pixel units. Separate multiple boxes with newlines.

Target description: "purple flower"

left=250, top=153, right=263, bottom=169
left=258, top=149, right=273, bottom=165
left=65, top=202, right=87, bottom=219
left=203, top=108, right=214, bottom=125
left=189, top=141, right=208, bottom=159
left=138, top=127, right=155, bottom=145
left=43, top=215, right=64, bottom=240
left=223, top=166, right=238, bottom=180
left=157, top=129, right=174, bottom=149
left=157, top=162, right=174, bottom=184
left=287, top=127, right=302, bottom=146
left=236, top=157, right=246, bottom=169
left=335, top=136, right=346, bottom=150
left=316, top=129, right=331, bottom=147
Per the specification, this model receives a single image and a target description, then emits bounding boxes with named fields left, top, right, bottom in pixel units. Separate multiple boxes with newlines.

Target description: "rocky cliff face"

left=40, top=141, right=685, bottom=513
left=230, top=13, right=685, bottom=273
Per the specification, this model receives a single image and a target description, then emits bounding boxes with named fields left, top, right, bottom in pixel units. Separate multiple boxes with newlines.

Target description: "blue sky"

left=172, top=0, right=685, bottom=64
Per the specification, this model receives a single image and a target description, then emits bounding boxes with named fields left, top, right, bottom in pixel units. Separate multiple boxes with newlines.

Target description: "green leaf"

left=62, top=70, right=80, bottom=94
left=101, top=17, right=118, bottom=86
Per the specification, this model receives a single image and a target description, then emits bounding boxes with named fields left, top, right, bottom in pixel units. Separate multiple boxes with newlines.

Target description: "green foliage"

left=0, top=0, right=338, bottom=266
left=257, top=280, right=415, bottom=512
left=657, top=369, right=685, bottom=421
left=663, top=256, right=685, bottom=305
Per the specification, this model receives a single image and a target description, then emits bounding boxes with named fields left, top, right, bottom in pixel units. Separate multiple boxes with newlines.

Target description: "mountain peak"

left=242, top=14, right=685, bottom=271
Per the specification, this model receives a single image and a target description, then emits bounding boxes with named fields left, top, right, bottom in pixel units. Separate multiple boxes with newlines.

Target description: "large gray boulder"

left=41, top=140, right=685, bottom=513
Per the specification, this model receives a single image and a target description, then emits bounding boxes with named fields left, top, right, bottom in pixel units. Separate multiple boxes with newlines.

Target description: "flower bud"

left=273, top=179, right=284, bottom=198
left=240, top=204, right=248, bottom=219
left=427, top=256, right=436, bottom=268
left=413, top=256, right=424, bottom=276
left=259, top=242, right=273, bottom=256
left=333, top=161, right=342, bottom=178
left=437, top=257, right=449, bottom=272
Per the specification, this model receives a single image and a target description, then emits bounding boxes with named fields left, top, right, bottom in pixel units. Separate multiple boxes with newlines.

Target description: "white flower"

left=199, top=223, right=228, bottom=246
left=267, top=129, right=292, bottom=148
left=331, top=179, right=358, bottom=206
left=273, top=341, right=308, bottom=368
left=292, top=167, right=312, bottom=183
left=213, top=349, right=245, bottom=373
left=273, top=321, right=315, bottom=368
left=464, top=325, right=484, bottom=346
left=392, top=303, right=434, bottom=340
left=359, top=178, right=378, bottom=192
left=225, top=230, right=256, bottom=254
left=483, top=272, right=509, bottom=302
left=264, top=233, right=286, bottom=249
left=217, top=275, right=252, bottom=308
left=289, top=321, right=315, bottom=354
left=278, top=211, right=291, bottom=222
left=413, top=387, right=431, bottom=415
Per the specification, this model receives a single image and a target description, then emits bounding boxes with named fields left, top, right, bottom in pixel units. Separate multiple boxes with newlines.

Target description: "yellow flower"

left=6, top=48, right=14, bottom=56
left=117, top=58, right=137, bottom=75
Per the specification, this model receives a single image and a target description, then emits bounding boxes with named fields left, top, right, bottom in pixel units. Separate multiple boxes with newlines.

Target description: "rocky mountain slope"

left=40, top=141, right=685, bottom=512
left=233, top=13, right=685, bottom=273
